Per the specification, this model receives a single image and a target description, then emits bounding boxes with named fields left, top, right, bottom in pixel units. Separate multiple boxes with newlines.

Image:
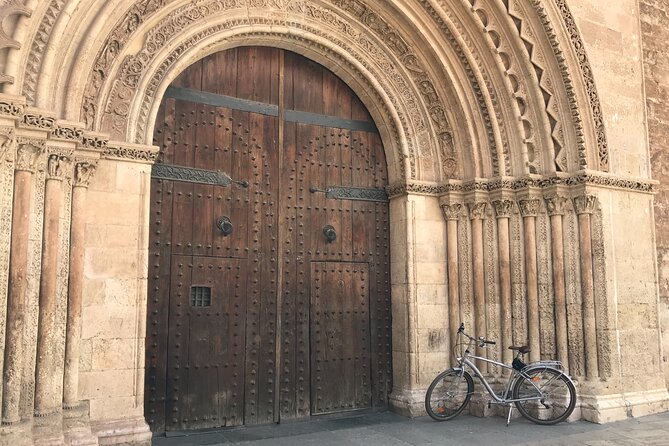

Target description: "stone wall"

left=641, top=0, right=669, bottom=384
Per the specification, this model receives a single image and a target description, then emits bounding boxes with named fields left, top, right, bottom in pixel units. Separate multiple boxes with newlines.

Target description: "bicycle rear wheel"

left=512, top=367, right=576, bottom=425
left=425, top=369, right=473, bottom=421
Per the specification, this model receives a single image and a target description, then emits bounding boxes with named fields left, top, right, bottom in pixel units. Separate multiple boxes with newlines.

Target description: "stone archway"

left=0, top=1, right=667, bottom=445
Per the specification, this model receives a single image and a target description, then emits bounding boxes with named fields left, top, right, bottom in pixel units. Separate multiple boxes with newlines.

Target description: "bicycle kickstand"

left=506, top=404, right=513, bottom=427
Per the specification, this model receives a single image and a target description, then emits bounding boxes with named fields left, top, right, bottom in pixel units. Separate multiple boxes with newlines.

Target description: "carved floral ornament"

left=18, top=0, right=610, bottom=181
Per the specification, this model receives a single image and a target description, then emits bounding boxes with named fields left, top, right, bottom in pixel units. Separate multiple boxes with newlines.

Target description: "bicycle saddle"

left=508, top=345, right=531, bottom=354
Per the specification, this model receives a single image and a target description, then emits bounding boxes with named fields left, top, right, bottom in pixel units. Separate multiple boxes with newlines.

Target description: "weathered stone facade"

left=642, top=0, right=669, bottom=385
left=0, top=0, right=667, bottom=445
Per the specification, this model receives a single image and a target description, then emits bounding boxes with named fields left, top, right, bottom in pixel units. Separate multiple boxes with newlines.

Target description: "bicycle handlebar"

left=457, top=323, right=495, bottom=346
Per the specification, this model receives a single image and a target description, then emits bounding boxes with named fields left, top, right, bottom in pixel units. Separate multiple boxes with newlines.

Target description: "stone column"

left=545, top=195, right=570, bottom=372
left=2, top=140, right=44, bottom=424
left=492, top=199, right=514, bottom=369
left=574, top=194, right=599, bottom=379
left=468, top=201, right=487, bottom=371
left=33, top=153, right=69, bottom=417
left=63, top=161, right=97, bottom=409
left=518, top=198, right=541, bottom=363
left=440, top=202, right=461, bottom=360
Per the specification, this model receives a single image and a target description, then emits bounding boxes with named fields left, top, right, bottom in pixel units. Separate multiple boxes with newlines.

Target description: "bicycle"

left=425, top=323, right=576, bottom=426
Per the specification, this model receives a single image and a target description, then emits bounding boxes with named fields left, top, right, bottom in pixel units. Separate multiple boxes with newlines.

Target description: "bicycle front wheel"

left=425, top=369, right=473, bottom=421
left=512, top=367, right=576, bottom=425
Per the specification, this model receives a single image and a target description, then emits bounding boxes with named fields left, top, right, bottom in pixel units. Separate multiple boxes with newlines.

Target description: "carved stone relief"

left=0, top=2, right=32, bottom=85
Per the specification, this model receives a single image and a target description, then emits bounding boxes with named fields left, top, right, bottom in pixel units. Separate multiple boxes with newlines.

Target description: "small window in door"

left=190, top=286, right=212, bottom=307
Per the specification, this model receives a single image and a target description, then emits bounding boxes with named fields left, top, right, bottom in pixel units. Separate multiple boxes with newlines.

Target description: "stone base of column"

left=91, top=417, right=151, bottom=446
left=32, top=412, right=64, bottom=446
left=0, top=419, right=33, bottom=446
left=388, top=388, right=426, bottom=417
left=579, top=388, right=669, bottom=424
left=63, top=404, right=98, bottom=446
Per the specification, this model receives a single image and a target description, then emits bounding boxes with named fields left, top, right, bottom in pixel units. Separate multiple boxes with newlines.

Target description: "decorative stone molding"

left=103, top=142, right=159, bottom=163
left=420, top=0, right=500, bottom=174
left=21, top=112, right=56, bottom=131
left=22, top=1, right=67, bottom=104
left=549, top=0, right=609, bottom=171
left=50, top=123, right=84, bottom=143
left=72, top=160, right=98, bottom=188
left=102, top=2, right=421, bottom=180
left=440, top=203, right=462, bottom=221
left=0, top=96, right=25, bottom=118
left=468, top=202, right=487, bottom=220
left=15, top=138, right=45, bottom=172
left=545, top=195, right=570, bottom=216
left=0, top=3, right=32, bottom=85
left=387, top=172, right=657, bottom=199
left=81, top=132, right=108, bottom=152
left=518, top=199, right=541, bottom=217
left=573, top=194, right=598, bottom=215
left=81, top=0, right=171, bottom=127
left=492, top=199, right=514, bottom=219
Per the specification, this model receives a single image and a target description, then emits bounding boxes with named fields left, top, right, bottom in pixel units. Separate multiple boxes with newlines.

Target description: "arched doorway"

left=144, top=47, right=392, bottom=433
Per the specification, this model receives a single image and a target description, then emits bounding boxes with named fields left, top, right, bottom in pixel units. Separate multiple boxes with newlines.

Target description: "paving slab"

left=153, top=410, right=669, bottom=445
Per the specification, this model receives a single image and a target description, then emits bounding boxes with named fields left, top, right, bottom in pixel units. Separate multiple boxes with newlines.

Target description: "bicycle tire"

left=425, top=368, right=474, bottom=421
left=512, top=367, right=576, bottom=425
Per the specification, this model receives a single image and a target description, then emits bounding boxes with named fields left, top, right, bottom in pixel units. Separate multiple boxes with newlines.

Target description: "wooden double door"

left=145, top=47, right=391, bottom=433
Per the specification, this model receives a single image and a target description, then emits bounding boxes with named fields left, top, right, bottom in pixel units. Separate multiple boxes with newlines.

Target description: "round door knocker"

left=216, top=216, right=233, bottom=236
left=323, top=225, right=337, bottom=243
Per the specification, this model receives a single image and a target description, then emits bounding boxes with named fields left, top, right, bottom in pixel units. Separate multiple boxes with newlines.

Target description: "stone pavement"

left=152, top=410, right=669, bottom=445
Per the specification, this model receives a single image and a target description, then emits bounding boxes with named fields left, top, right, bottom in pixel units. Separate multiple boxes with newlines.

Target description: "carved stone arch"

left=84, top=0, right=483, bottom=185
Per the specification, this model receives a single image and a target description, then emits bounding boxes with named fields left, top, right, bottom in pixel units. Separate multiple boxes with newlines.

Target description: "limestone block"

left=86, top=224, right=139, bottom=248
left=88, top=161, right=117, bottom=193
left=91, top=338, right=136, bottom=371
left=416, top=304, right=448, bottom=329
left=414, top=261, right=446, bottom=284
left=104, top=278, right=139, bottom=307
left=417, top=328, right=450, bottom=353
left=115, top=163, right=146, bottom=193
left=89, top=396, right=143, bottom=422
left=79, top=338, right=92, bottom=372
left=415, top=283, right=446, bottom=306
left=85, top=191, right=140, bottom=226
left=81, top=305, right=137, bottom=340
left=82, top=278, right=106, bottom=307
left=84, top=247, right=138, bottom=279
left=79, top=369, right=135, bottom=400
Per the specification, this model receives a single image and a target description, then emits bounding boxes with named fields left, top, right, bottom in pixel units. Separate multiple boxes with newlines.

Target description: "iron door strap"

left=309, top=185, right=389, bottom=203
left=151, top=163, right=249, bottom=187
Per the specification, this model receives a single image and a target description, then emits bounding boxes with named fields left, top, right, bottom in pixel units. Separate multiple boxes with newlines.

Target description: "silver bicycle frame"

left=457, top=353, right=565, bottom=404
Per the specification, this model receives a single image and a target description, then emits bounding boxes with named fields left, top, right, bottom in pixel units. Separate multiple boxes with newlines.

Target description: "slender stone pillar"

left=34, top=153, right=69, bottom=416
left=2, top=140, right=44, bottom=424
left=62, top=160, right=97, bottom=409
left=518, top=199, right=541, bottom=363
left=468, top=201, right=487, bottom=372
left=440, top=203, right=461, bottom=361
left=574, top=194, right=599, bottom=380
left=492, top=199, right=514, bottom=370
left=545, top=195, right=570, bottom=372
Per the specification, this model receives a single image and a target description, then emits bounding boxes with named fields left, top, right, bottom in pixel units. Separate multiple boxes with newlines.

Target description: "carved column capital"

left=73, top=160, right=98, bottom=188
left=467, top=201, right=487, bottom=220
left=440, top=203, right=462, bottom=221
left=545, top=195, right=570, bottom=216
left=492, top=199, right=514, bottom=218
left=518, top=198, right=541, bottom=217
left=15, top=137, right=45, bottom=172
left=0, top=126, right=15, bottom=161
left=46, top=153, right=71, bottom=181
left=573, top=194, right=598, bottom=215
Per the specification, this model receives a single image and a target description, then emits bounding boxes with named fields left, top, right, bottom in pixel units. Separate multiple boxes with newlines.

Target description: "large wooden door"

left=145, top=47, right=391, bottom=433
